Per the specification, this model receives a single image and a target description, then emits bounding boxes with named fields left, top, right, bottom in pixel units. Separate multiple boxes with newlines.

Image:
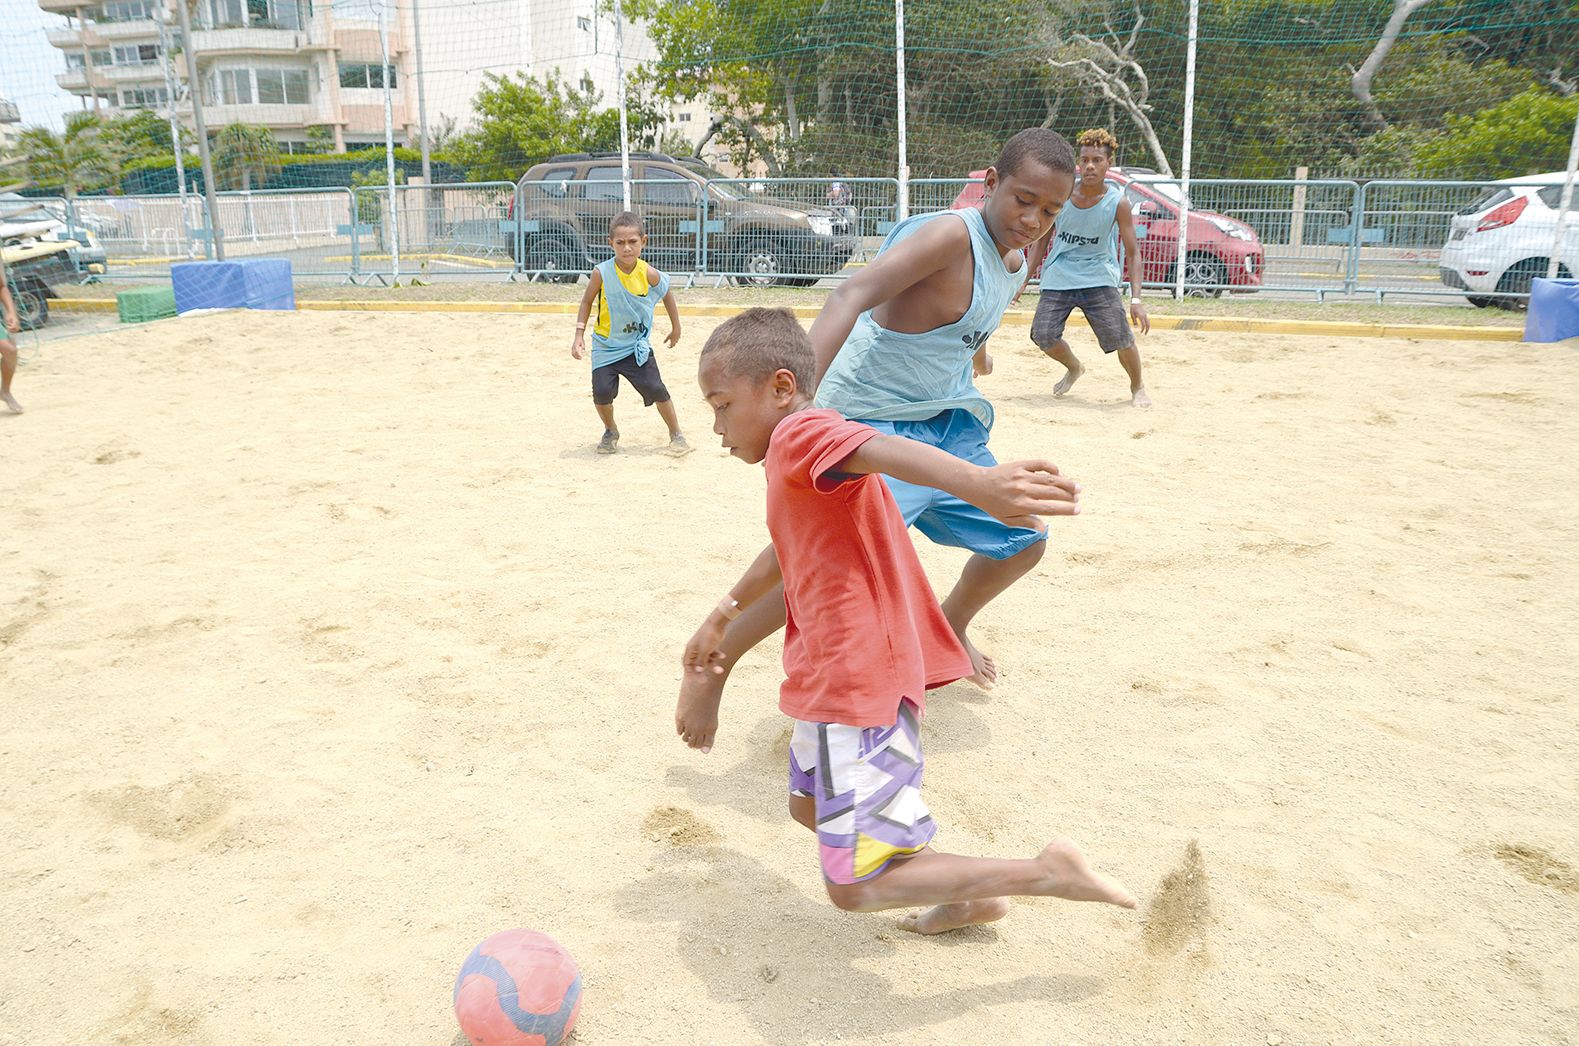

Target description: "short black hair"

left=609, top=210, right=645, bottom=237
left=699, top=307, right=814, bottom=391
left=995, top=128, right=1076, bottom=179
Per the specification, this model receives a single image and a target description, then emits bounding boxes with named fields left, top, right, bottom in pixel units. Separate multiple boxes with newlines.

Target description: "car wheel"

left=1175, top=253, right=1227, bottom=298
left=779, top=277, right=818, bottom=288
left=1466, top=296, right=1497, bottom=309
left=1495, top=259, right=1571, bottom=310
left=525, top=237, right=582, bottom=284
left=13, top=282, right=49, bottom=330
left=732, top=238, right=786, bottom=288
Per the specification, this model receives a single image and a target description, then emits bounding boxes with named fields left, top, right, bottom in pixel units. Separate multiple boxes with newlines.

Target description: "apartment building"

left=0, top=96, right=21, bottom=153
left=40, top=0, right=417, bottom=152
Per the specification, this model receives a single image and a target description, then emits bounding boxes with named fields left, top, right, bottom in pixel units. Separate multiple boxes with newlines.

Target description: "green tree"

left=210, top=123, right=280, bottom=191
left=444, top=72, right=663, bottom=181
left=100, top=110, right=179, bottom=164
left=1414, top=88, right=1579, bottom=178
left=16, top=112, right=118, bottom=201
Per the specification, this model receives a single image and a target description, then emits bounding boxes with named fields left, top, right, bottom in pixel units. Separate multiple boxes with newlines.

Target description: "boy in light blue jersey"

left=571, top=211, right=691, bottom=456
left=1028, top=128, right=1153, bottom=408
left=676, top=129, right=1077, bottom=754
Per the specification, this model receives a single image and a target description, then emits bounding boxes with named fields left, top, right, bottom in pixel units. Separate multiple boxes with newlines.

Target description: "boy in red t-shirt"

left=683, top=308, right=1135, bottom=932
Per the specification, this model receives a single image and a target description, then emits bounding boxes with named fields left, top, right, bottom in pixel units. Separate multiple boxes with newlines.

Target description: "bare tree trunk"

left=1352, top=0, right=1436, bottom=132
left=1045, top=2, right=1175, bottom=175
left=783, top=76, right=801, bottom=141
left=697, top=116, right=784, bottom=177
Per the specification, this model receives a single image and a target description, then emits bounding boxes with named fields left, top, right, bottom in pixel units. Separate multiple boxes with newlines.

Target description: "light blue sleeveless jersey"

left=591, top=258, right=670, bottom=368
left=814, top=207, right=1024, bottom=430
left=1040, top=184, right=1123, bottom=291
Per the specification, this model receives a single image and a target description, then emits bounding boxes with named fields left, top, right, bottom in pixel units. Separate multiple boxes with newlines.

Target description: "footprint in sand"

left=643, top=805, right=721, bottom=847
left=1142, top=839, right=1213, bottom=956
left=93, top=448, right=142, bottom=465
left=87, top=773, right=234, bottom=847
left=1493, top=843, right=1579, bottom=894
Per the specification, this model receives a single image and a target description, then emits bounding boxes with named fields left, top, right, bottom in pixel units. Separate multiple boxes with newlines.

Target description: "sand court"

left=2, top=309, right=1576, bottom=1044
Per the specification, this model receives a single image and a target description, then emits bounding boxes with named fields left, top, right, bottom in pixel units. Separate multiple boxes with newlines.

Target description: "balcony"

left=93, top=19, right=162, bottom=41
left=38, top=0, right=90, bottom=12
left=98, top=63, right=167, bottom=83
left=46, top=25, right=84, bottom=47
left=56, top=70, right=91, bottom=91
left=175, top=100, right=324, bottom=129
left=190, top=25, right=314, bottom=54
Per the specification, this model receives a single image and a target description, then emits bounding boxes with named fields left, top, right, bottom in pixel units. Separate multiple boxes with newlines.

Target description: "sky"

left=0, top=0, right=78, bottom=132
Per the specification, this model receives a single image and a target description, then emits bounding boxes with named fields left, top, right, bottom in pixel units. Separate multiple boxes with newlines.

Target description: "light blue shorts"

left=862, top=410, right=1047, bottom=561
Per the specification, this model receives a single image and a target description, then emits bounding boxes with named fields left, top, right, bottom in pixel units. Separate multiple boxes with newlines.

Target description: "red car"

left=951, top=167, right=1264, bottom=295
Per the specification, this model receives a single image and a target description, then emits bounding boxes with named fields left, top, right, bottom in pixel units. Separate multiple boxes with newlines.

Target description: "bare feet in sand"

left=1053, top=362, right=1085, bottom=397
left=1038, top=837, right=1138, bottom=908
left=900, top=897, right=1010, bottom=935
left=958, top=632, right=996, bottom=690
left=2, top=391, right=23, bottom=414
left=1131, top=386, right=1152, bottom=408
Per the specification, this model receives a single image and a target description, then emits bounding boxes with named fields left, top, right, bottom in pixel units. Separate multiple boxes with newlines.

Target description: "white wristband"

left=717, top=597, right=741, bottom=621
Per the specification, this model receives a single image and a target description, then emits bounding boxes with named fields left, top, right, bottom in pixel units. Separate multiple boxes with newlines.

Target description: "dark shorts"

left=1032, top=286, right=1136, bottom=354
left=592, top=353, right=670, bottom=406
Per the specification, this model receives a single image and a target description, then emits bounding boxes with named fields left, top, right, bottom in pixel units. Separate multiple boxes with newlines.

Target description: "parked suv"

left=951, top=167, right=1264, bottom=295
left=1438, top=173, right=1577, bottom=309
left=511, top=153, right=856, bottom=286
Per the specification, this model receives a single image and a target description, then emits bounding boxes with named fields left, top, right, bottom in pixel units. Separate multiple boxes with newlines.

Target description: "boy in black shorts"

left=1028, top=128, right=1152, bottom=408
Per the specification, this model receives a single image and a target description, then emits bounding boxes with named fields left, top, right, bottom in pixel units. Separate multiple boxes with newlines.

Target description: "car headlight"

left=808, top=215, right=833, bottom=237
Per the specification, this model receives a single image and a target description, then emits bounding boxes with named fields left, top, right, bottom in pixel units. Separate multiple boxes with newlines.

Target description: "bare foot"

left=1037, top=837, right=1138, bottom=908
left=1131, top=387, right=1152, bottom=408
left=899, top=897, right=1010, bottom=935
left=666, top=434, right=693, bottom=457
left=958, top=632, right=996, bottom=690
left=2, top=391, right=22, bottom=414
left=675, top=668, right=725, bottom=752
left=1053, top=362, right=1085, bottom=397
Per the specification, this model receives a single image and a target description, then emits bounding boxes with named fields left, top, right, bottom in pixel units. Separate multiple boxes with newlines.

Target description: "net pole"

left=176, top=0, right=226, bottom=260
left=411, top=0, right=432, bottom=186
left=894, top=0, right=909, bottom=220
left=379, top=0, right=400, bottom=282
left=1171, top=0, right=1198, bottom=300
left=614, top=0, right=632, bottom=211
left=156, top=10, right=189, bottom=252
left=1546, top=104, right=1579, bottom=281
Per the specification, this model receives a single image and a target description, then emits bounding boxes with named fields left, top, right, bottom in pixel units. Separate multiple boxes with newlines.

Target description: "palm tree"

left=210, top=123, right=280, bottom=240
left=14, top=112, right=118, bottom=207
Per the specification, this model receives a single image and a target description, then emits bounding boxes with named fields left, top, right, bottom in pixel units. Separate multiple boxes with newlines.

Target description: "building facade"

left=40, top=0, right=417, bottom=152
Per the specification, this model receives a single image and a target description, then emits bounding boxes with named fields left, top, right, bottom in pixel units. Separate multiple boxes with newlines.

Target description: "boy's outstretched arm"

left=839, top=434, right=1079, bottom=531
left=1115, top=201, right=1150, bottom=334
left=676, top=544, right=781, bottom=752
left=661, top=287, right=681, bottom=348
left=571, top=268, right=603, bottom=360
left=808, top=217, right=965, bottom=387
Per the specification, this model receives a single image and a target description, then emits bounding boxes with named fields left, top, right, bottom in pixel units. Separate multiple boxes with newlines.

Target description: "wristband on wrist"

left=574, top=322, right=586, bottom=330
left=717, top=596, right=741, bottom=620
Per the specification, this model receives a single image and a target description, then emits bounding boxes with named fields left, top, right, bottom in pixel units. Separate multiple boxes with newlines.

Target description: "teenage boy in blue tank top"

left=571, top=211, right=692, bottom=455
left=1028, top=128, right=1153, bottom=408
left=675, top=128, right=1077, bottom=754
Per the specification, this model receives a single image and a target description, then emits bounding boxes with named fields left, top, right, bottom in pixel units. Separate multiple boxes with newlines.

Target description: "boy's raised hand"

left=969, top=460, right=1080, bottom=530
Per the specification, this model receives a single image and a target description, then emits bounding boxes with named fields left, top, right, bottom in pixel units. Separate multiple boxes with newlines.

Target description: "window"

left=113, top=44, right=160, bottom=65
left=1537, top=186, right=1578, bottom=212
left=576, top=15, right=591, bottom=30
left=580, top=74, right=594, bottom=93
left=65, top=52, right=85, bottom=69
left=256, top=68, right=309, bottom=104
left=582, top=166, right=625, bottom=201
left=120, top=85, right=169, bottom=107
left=95, top=0, right=157, bottom=22
left=215, top=68, right=252, bottom=103
left=208, top=0, right=244, bottom=26
left=90, top=49, right=113, bottom=67
left=639, top=168, right=697, bottom=207
left=677, top=112, right=691, bottom=123
left=338, top=63, right=396, bottom=89
left=531, top=166, right=577, bottom=199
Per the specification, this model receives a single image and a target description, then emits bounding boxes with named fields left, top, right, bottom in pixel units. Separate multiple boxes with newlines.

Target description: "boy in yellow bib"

left=571, top=212, right=690, bottom=455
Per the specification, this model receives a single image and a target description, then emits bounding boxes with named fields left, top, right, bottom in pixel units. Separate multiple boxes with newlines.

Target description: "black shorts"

left=592, top=353, right=671, bottom=406
left=1032, top=286, right=1136, bottom=354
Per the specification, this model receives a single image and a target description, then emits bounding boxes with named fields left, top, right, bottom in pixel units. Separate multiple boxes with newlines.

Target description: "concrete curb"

left=51, top=297, right=1525, bottom=342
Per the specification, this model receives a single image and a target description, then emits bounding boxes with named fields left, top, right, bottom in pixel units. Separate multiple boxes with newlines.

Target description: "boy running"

left=676, top=129, right=1076, bottom=752
left=571, top=211, right=690, bottom=456
left=1029, top=128, right=1152, bottom=408
left=686, top=308, right=1135, bottom=932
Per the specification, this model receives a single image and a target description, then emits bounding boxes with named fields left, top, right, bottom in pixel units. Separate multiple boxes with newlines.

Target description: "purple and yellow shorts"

left=788, top=699, right=936, bottom=885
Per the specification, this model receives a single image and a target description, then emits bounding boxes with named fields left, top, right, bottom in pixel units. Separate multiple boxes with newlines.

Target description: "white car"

left=1438, top=172, right=1578, bottom=308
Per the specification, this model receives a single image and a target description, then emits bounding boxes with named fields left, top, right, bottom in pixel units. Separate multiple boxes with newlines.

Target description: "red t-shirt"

left=765, top=409, right=972, bottom=727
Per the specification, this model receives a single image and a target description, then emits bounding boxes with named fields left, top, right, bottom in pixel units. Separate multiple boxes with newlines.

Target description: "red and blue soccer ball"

left=453, top=929, right=582, bottom=1046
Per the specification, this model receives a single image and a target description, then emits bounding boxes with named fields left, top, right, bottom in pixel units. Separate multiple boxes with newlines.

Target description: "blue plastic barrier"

left=1524, top=278, right=1579, bottom=343
left=170, top=259, right=295, bottom=314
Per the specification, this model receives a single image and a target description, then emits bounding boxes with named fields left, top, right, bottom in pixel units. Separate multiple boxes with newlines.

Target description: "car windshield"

left=677, top=160, right=748, bottom=199
left=1459, top=187, right=1513, bottom=216
left=1134, top=180, right=1183, bottom=204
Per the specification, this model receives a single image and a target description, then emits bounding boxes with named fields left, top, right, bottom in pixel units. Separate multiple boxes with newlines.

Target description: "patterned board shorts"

left=788, top=699, right=936, bottom=885
left=1031, top=286, right=1137, bottom=354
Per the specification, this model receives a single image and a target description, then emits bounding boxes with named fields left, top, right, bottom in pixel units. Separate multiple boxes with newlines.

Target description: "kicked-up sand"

left=2, top=308, right=1576, bottom=1045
